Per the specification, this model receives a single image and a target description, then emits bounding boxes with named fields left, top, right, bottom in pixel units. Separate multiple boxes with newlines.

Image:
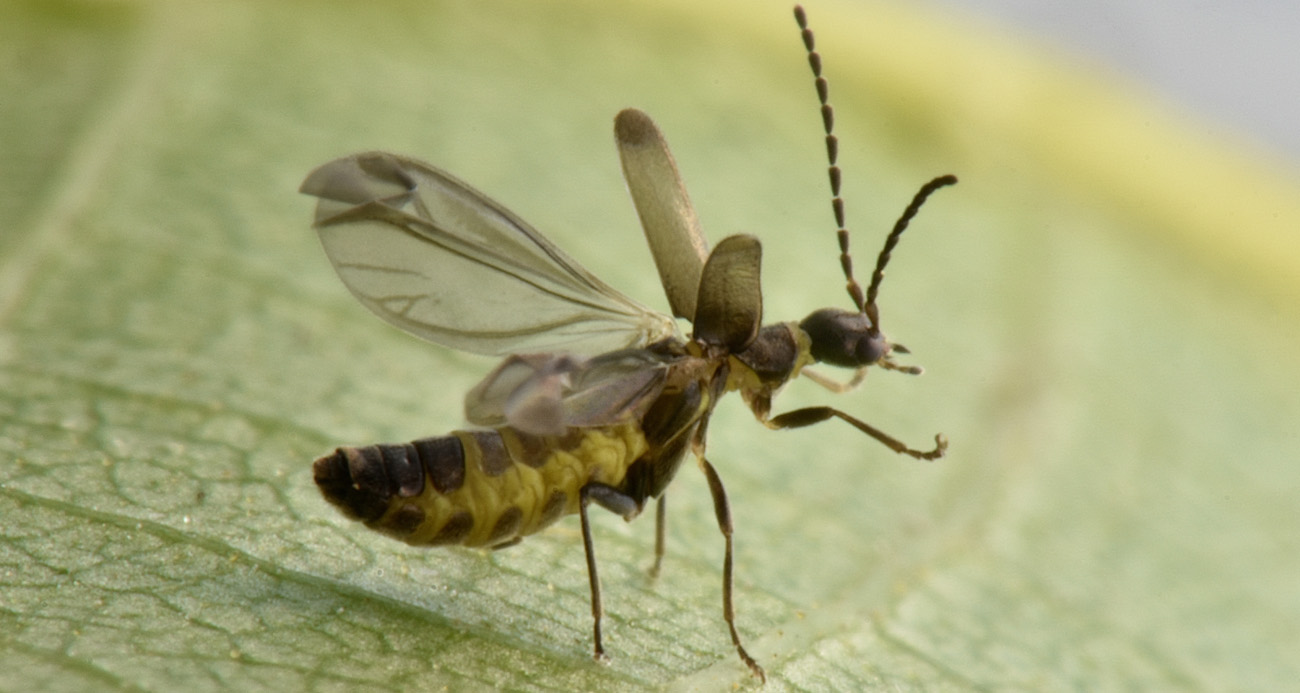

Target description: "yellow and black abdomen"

left=314, top=422, right=650, bottom=549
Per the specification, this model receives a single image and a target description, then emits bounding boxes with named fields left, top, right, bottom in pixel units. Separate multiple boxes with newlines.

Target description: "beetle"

left=300, top=5, right=954, bottom=682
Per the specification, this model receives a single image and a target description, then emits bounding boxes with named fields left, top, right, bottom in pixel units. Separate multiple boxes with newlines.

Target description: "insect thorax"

left=725, top=322, right=813, bottom=395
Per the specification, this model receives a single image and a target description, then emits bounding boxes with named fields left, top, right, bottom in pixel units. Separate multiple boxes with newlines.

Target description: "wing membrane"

left=301, top=152, right=678, bottom=356
left=464, top=350, right=675, bottom=434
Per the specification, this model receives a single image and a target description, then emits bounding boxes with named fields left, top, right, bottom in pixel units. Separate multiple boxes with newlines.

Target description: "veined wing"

left=301, top=152, right=679, bottom=357
left=464, top=349, right=677, bottom=436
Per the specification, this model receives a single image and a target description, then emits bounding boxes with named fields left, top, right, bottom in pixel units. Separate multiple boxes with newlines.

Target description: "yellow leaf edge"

left=577, top=0, right=1300, bottom=309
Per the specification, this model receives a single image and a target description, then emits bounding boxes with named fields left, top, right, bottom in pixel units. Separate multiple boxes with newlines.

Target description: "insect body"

left=302, top=6, right=954, bottom=682
left=312, top=347, right=703, bottom=550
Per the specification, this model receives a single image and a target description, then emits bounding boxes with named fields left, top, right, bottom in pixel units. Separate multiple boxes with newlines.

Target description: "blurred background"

left=938, top=0, right=1300, bottom=168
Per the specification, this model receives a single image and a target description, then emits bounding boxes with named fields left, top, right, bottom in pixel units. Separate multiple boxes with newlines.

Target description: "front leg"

left=766, top=406, right=947, bottom=460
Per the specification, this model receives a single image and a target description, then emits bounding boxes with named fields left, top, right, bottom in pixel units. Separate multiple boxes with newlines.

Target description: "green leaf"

left=3, top=0, right=1297, bottom=691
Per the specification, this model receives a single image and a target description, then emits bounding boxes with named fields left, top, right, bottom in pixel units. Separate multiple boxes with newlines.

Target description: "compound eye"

left=854, top=331, right=888, bottom=365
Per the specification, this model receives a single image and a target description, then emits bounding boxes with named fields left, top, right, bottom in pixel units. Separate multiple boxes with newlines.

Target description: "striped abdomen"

left=313, top=422, right=649, bottom=548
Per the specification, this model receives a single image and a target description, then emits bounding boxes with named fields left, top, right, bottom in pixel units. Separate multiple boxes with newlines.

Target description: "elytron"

left=302, top=5, right=954, bottom=682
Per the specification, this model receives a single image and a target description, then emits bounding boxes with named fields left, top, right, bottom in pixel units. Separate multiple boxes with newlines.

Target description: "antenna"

left=794, top=5, right=957, bottom=333
left=864, top=174, right=957, bottom=330
left=794, top=5, right=865, bottom=314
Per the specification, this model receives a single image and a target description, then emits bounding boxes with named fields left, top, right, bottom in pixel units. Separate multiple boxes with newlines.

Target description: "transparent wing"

left=300, top=152, right=679, bottom=357
left=464, top=350, right=676, bottom=435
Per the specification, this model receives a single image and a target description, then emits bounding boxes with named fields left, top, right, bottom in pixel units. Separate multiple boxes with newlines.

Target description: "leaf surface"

left=2, top=1, right=1297, bottom=691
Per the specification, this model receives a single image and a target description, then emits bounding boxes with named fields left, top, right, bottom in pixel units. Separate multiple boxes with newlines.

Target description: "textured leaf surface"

left=3, top=0, right=1298, bottom=691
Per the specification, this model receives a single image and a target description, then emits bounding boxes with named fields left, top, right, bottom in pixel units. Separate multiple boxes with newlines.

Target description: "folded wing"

left=463, top=350, right=677, bottom=435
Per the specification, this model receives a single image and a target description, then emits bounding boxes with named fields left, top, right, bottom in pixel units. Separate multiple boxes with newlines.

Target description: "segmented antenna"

left=795, top=4, right=957, bottom=332
left=794, top=5, right=865, bottom=313
left=864, top=174, right=957, bottom=329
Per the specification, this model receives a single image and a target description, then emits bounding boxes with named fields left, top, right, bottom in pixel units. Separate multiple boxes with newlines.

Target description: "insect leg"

left=650, top=494, right=667, bottom=578
left=697, top=457, right=766, bottom=682
left=800, top=365, right=868, bottom=394
left=767, top=406, right=947, bottom=460
left=579, top=482, right=644, bottom=661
